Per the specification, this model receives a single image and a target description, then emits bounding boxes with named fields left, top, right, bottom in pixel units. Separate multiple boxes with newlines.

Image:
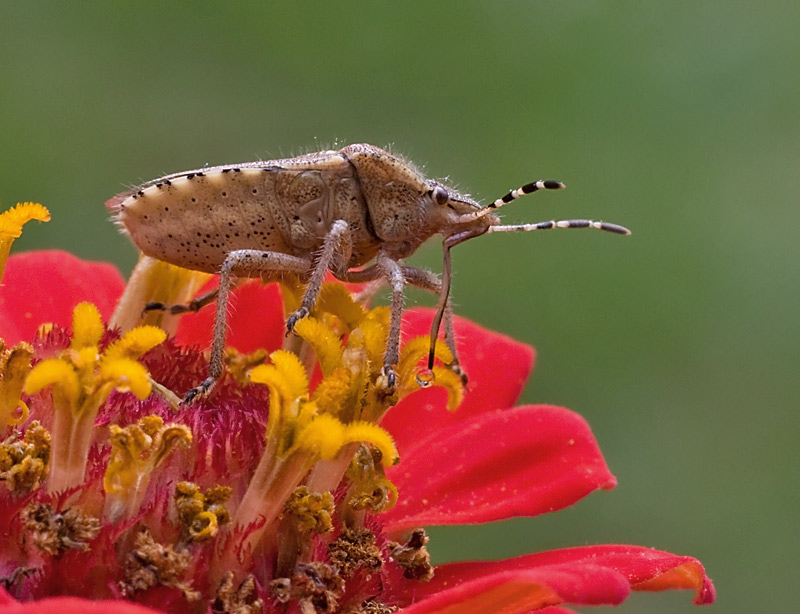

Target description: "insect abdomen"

left=115, top=167, right=290, bottom=273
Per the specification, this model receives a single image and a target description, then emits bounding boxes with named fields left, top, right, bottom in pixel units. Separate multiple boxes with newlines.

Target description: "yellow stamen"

left=250, top=350, right=309, bottom=403
left=316, top=283, right=367, bottom=330
left=24, top=358, right=82, bottom=407
left=232, top=283, right=462, bottom=562
left=23, top=303, right=166, bottom=494
left=284, top=486, right=334, bottom=535
left=224, top=347, right=268, bottom=385
left=0, top=202, right=50, bottom=228
left=102, top=325, right=168, bottom=363
left=358, top=314, right=390, bottom=367
left=70, top=302, right=104, bottom=349
left=175, top=482, right=232, bottom=542
left=104, top=416, right=192, bottom=522
left=311, top=367, right=354, bottom=417
left=0, top=421, right=51, bottom=493
left=0, top=342, right=34, bottom=429
left=346, top=446, right=398, bottom=514
left=292, top=317, right=344, bottom=376
left=0, top=202, right=50, bottom=282
left=396, top=335, right=453, bottom=384
left=98, top=358, right=153, bottom=400
left=429, top=366, right=466, bottom=412
left=278, top=277, right=306, bottom=317
left=292, top=414, right=398, bottom=465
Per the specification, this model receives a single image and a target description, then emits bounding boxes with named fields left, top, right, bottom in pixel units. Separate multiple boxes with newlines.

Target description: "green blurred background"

left=2, top=2, right=797, bottom=611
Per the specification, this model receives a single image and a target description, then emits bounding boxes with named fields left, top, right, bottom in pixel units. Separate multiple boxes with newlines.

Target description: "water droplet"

left=415, top=368, right=435, bottom=388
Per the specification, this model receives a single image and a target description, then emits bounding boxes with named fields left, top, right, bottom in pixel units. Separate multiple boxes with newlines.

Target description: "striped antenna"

left=458, top=180, right=565, bottom=222
left=487, top=219, right=631, bottom=235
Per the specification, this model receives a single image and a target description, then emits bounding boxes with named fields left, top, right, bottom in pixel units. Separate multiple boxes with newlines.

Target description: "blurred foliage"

left=2, top=2, right=798, bottom=612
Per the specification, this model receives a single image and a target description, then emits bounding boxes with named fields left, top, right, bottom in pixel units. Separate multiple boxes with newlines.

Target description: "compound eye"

left=432, top=185, right=449, bottom=206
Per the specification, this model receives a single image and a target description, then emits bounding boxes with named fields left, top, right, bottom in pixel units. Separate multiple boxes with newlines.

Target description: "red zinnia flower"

left=0, top=245, right=714, bottom=613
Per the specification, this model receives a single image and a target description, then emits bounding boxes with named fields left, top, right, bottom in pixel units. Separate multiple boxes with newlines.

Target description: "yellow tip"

left=71, top=302, right=104, bottom=349
left=98, top=358, right=152, bottom=400
left=104, top=325, right=167, bottom=362
left=0, top=202, right=50, bottom=238
left=24, top=358, right=81, bottom=407
left=292, top=317, right=344, bottom=377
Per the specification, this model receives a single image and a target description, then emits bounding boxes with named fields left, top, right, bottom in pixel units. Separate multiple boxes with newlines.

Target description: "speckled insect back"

left=107, top=143, right=630, bottom=402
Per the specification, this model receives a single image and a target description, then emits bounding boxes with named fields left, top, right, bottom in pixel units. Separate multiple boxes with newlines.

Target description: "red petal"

left=399, top=565, right=631, bottom=614
left=174, top=279, right=285, bottom=353
left=382, top=405, right=616, bottom=531
left=0, top=250, right=124, bottom=345
left=382, top=308, right=534, bottom=454
left=398, top=569, right=583, bottom=614
left=0, top=588, right=163, bottom=614
left=404, top=545, right=715, bottom=611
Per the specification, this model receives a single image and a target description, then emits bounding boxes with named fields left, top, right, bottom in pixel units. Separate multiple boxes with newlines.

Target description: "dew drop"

left=415, top=368, right=435, bottom=388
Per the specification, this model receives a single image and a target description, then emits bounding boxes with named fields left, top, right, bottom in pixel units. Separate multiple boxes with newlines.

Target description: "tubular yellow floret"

left=357, top=316, right=389, bottom=366
left=104, top=417, right=192, bottom=494
left=0, top=217, right=23, bottom=239
left=104, top=326, right=168, bottom=362
left=265, top=350, right=310, bottom=400
left=104, top=417, right=192, bottom=522
left=24, top=359, right=81, bottom=407
left=0, top=420, right=51, bottom=493
left=2, top=202, right=51, bottom=227
left=249, top=363, right=291, bottom=401
left=98, top=358, right=153, bottom=400
left=431, top=366, right=465, bottom=411
left=397, top=335, right=454, bottom=385
left=71, top=302, right=104, bottom=349
left=294, top=414, right=398, bottom=465
left=293, top=414, right=350, bottom=460
left=250, top=350, right=311, bottom=443
left=103, top=424, right=143, bottom=494
left=0, top=203, right=50, bottom=282
left=0, top=343, right=34, bottom=429
left=23, top=303, right=166, bottom=496
left=311, top=368, right=353, bottom=416
left=340, top=420, right=398, bottom=466
left=316, top=283, right=367, bottom=330
left=292, top=317, right=344, bottom=376
left=152, top=423, right=195, bottom=466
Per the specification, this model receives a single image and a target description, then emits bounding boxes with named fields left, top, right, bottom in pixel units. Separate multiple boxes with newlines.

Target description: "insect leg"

left=401, top=267, right=466, bottom=385
left=287, top=220, right=352, bottom=331
left=184, top=249, right=311, bottom=404
left=332, top=265, right=385, bottom=306
left=143, top=286, right=220, bottom=316
left=376, top=253, right=406, bottom=391
left=333, top=264, right=381, bottom=283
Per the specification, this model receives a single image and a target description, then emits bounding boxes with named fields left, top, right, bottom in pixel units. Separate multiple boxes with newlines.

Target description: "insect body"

left=107, top=144, right=630, bottom=402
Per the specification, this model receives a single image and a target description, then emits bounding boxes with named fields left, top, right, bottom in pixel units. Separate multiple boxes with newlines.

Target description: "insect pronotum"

left=107, top=143, right=630, bottom=402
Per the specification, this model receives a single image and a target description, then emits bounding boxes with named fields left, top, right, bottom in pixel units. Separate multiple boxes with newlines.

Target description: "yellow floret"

left=71, top=302, right=104, bottom=349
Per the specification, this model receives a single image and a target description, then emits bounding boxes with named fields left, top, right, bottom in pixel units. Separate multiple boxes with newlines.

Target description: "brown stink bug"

left=106, top=143, right=630, bottom=402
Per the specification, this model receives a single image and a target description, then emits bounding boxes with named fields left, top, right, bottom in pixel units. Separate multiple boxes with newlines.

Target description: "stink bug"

left=106, top=143, right=630, bottom=402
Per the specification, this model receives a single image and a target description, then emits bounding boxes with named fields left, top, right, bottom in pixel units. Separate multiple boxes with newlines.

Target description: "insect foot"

left=448, top=362, right=468, bottom=387
left=377, top=365, right=398, bottom=395
left=183, top=377, right=218, bottom=405
left=108, top=143, right=629, bottom=401
left=286, top=307, right=310, bottom=335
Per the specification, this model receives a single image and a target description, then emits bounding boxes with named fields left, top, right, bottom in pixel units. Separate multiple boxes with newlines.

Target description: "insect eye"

left=432, top=185, right=449, bottom=206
